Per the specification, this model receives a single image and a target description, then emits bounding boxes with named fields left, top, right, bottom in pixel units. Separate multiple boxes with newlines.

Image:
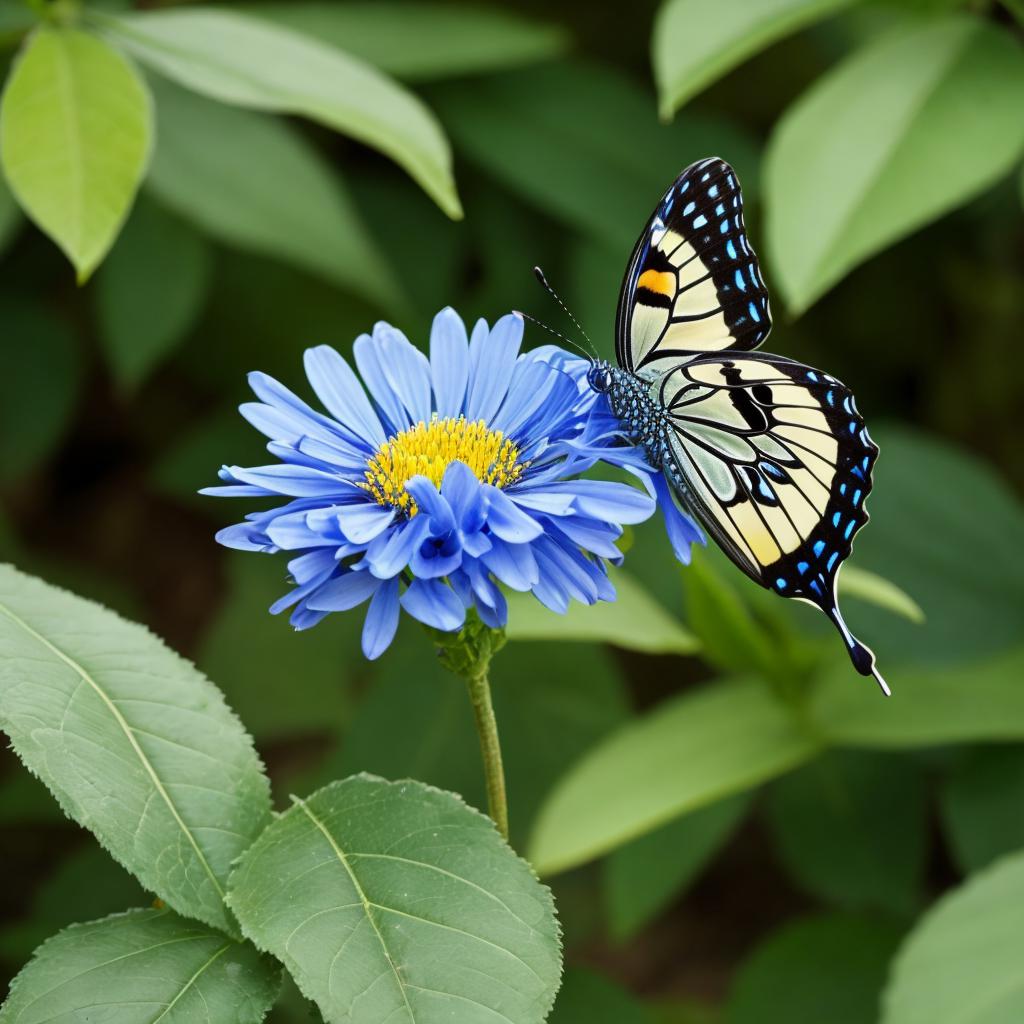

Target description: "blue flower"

left=204, top=308, right=700, bottom=659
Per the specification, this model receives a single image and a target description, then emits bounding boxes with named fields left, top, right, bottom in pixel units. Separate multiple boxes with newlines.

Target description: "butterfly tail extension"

left=824, top=601, right=890, bottom=697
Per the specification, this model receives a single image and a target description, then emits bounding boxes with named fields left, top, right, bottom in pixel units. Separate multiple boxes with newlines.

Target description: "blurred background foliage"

left=1, top=0, right=1023, bottom=1021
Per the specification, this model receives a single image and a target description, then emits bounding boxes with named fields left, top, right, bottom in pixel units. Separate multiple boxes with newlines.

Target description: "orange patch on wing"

left=637, top=269, right=675, bottom=297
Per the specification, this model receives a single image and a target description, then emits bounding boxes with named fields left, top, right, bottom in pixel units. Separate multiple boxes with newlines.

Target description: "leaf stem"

left=464, top=664, right=509, bottom=840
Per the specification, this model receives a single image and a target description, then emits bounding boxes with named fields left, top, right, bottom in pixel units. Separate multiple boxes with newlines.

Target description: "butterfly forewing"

left=615, top=157, right=771, bottom=376
left=655, top=353, right=877, bottom=607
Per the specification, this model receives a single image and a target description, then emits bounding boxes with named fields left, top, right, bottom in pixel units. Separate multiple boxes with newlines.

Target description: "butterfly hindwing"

left=615, top=157, right=771, bottom=376
left=655, top=353, right=877, bottom=615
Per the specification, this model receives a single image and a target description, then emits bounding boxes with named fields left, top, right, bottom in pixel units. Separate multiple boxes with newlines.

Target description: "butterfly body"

left=597, top=156, right=889, bottom=694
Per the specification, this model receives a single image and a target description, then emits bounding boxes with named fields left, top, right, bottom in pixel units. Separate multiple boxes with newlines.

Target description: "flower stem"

left=464, top=665, right=509, bottom=840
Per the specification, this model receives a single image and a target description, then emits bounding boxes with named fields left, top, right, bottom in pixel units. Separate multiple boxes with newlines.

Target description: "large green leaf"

left=728, top=914, right=904, bottom=1024
left=604, top=792, right=751, bottom=942
left=939, top=746, right=1024, bottom=875
left=0, top=908, right=280, bottom=1024
left=506, top=568, right=699, bottom=656
left=0, top=565, right=272, bottom=934
left=0, top=27, right=152, bottom=281
left=93, top=8, right=460, bottom=218
left=882, top=851, right=1024, bottom=1023
left=765, top=17, right=1024, bottom=313
left=528, top=680, right=820, bottom=875
left=0, top=299, right=80, bottom=483
left=145, top=76, right=392, bottom=307
left=813, top=647, right=1024, bottom=748
left=96, top=193, right=212, bottom=391
left=229, top=775, right=562, bottom=1024
left=653, top=0, right=852, bottom=120
left=765, top=750, right=927, bottom=915
left=242, top=2, right=567, bottom=81
left=432, top=61, right=758, bottom=252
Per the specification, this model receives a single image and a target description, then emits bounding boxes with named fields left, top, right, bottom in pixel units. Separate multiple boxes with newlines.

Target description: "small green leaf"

left=765, top=751, right=927, bottom=915
left=729, top=914, right=904, bottom=1024
left=506, top=568, right=699, bottom=656
left=0, top=564, right=272, bottom=934
left=529, top=680, right=820, bottom=876
left=838, top=566, right=924, bottom=624
left=882, top=851, right=1024, bottom=1024
left=144, top=76, right=393, bottom=307
left=815, top=647, right=1024, bottom=748
left=653, top=0, right=852, bottom=120
left=94, top=8, right=461, bottom=218
left=229, top=775, right=563, bottom=1024
left=939, top=746, right=1024, bottom=875
left=605, top=792, right=751, bottom=942
left=96, top=194, right=212, bottom=391
left=241, top=2, right=568, bottom=81
left=0, top=27, right=152, bottom=280
left=766, top=17, right=1024, bottom=313
left=0, top=908, right=280, bottom=1024
left=0, top=300, right=80, bottom=484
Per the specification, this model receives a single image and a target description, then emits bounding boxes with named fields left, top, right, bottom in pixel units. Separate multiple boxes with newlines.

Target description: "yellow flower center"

left=360, top=416, right=523, bottom=515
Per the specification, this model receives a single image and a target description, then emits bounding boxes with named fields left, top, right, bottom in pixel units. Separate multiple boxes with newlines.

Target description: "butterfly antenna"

left=531, top=266, right=600, bottom=360
left=515, top=310, right=595, bottom=362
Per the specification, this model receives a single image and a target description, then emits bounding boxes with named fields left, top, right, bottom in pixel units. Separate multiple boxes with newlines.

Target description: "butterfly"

left=583, top=156, right=888, bottom=694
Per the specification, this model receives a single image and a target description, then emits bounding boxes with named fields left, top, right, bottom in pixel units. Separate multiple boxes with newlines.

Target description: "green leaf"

left=144, top=76, right=392, bottom=306
left=0, top=908, right=280, bottom=1024
left=0, top=169, right=22, bottom=257
left=529, top=680, right=820, bottom=876
left=229, top=775, right=563, bottom=1024
left=881, top=851, right=1024, bottom=1024
left=838, top=566, right=924, bottom=624
left=506, top=568, right=699, bottom=656
left=0, top=27, right=152, bottom=281
left=605, top=792, right=751, bottom=942
left=814, top=647, right=1024, bottom=748
left=549, top=968, right=655, bottom=1024
left=765, top=750, right=927, bottom=915
left=93, top=8, right=460, bottom=218
left=766, top=17, right=1024, bottom=313
left=728, top=914, right=904, bottom=1024
left=939, top=746, right=1024, bottom=875
left=95, top=193, right=212, bottom=391
left=241, top=2, right=568, bottom=81
left=653, top=0, right=852, bottom=120
left=432, top=61, right=758, bottom=252
left=0, top=564, right=272, bottom=934
left=0, top=299, right=80, bottom=483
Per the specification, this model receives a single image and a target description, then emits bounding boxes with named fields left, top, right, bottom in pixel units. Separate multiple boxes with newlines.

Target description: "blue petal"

left=226, top=463, right=347, bottom=498
left=653, top=473, right=704, bottom=564
left=441, top=461, right=486, bottom=534
left=564, top=480, right=657, bottom=523
left=214, top=521, right=276, bottom=552
left=358, top=323, right=432, bottom=427
left=247, top=372, right=353, bottom=446
left=288, top=549, right=337, bottom=585
left=506, top=488, right=576, bottom=516
left=352, top=329, right=409, bottom=431
left=549, top=515, right=623, bottom=559
left=483, top=485, right=543, bottom=542
left=429, top=308, right=470, bottom=418
left=365, top=517, right=429, bottom=578
left=400, top=578, right=465, bottom=631
left=307, top=570, right=382, bottom=611
left=466, top=313, right=523, bottom=422
left=303, top=345, right=387, bottom=448
left=481, top=539, right=539, bottom=591
left=266, top=510, right=340, bottom=550
left=405, top=476, right=456, bottom=535
left=362, top=577, right=400, bottom=659
left=336, top=502, right=397, bottom=544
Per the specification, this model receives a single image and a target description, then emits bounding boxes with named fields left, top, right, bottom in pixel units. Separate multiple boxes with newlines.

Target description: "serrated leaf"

left=229, top=775, right=562, bottom=1024
left=765, top=751, right=927, bottom=915
left=506, top=568, right=698, bottom=655
left=939, top=746, right=1024, bottom=875
left=529, top=680, right=819, bottom=876
left=144, top=76, right=393, bottom=308
left=0, top=564, right=272, bottom=935
left=766, top=17, right=1024, bottom=313
left=882, top=851, right=1024, bottom=1024
left=653, top=0, right=852, bottom=119
left=605, top=792, right=751, bottom=942
left=241, top=2, right=567, bottom=81
left=0, top=908, right=280, bottom=1024
left=729, top=914, right=904, bottom=1024
left=0, top=27, right=152, bottom=281
left=93, top=8, right=460, bottom=217
left=96, top=193, right=212, bottom=391
left=838, top=566, right=924, bottom=624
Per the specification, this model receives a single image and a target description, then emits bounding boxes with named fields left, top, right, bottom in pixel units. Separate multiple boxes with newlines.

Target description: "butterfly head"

left=587, top=360, right=614, bottom=394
